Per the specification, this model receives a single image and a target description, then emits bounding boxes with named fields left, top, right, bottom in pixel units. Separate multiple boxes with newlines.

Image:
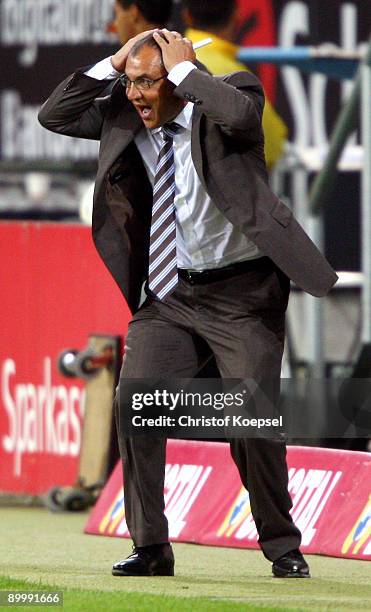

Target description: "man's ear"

left=128, top=2, right=141, bottom=23
left=130, top=3, right=150, bottom=35
left=181, top=8, right=194, bottom=28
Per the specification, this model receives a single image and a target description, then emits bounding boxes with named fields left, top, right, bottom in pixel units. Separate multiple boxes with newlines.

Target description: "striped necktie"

left=148, top=122, right=179, bottom=300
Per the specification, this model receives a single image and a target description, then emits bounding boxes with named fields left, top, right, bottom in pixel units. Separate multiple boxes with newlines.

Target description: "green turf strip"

left=0, top=576, right=299, bottom=612
left=1, top=509, right=370, bottom=611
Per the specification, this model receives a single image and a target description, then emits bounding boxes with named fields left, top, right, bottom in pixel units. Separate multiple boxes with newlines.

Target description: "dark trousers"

left=115, top=258, right=301, bottom=561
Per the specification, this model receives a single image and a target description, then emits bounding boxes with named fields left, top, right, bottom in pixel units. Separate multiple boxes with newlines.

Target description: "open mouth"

left=135, top=105, right=153, bottom=121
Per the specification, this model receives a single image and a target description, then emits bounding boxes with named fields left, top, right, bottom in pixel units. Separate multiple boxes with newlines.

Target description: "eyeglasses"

left=119, top=75, right=167, bottom=91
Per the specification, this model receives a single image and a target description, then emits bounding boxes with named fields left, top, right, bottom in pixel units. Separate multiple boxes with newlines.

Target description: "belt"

left=178, top=257, right=271, bottom=285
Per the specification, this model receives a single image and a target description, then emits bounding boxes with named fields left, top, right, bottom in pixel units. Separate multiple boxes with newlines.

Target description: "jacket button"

left=184, top=92, right=197, bottom=103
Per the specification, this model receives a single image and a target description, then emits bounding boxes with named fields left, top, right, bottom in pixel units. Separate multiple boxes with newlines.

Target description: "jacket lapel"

left=99, top=99, right=143, bottom=178
left=191, top=107, right=207, bottom=191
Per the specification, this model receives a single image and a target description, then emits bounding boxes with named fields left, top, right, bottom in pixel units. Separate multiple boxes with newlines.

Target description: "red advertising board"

left=0, top=222, right=130, bottom=495
left=85, top=440, right=371, bottom=561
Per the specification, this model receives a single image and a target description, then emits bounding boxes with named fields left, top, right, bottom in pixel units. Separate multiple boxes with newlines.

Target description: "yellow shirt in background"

left=186, top=28, right=287, bottom=169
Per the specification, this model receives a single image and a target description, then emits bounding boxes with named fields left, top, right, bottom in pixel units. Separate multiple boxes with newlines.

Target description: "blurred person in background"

left=182, top=0, right=287, bottom=169
left=110, top=0, right=173, bottom=44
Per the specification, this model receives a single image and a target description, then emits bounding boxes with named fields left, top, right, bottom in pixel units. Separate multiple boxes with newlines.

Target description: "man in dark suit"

left=39, top=29, right=337, bottom=578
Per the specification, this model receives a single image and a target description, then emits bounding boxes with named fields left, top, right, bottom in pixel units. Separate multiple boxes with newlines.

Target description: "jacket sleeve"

left=262, top=99, right=287, bottom=169
left=38, top=70, right=114, bottom=140
left=173, top=69, right=264, bottom=142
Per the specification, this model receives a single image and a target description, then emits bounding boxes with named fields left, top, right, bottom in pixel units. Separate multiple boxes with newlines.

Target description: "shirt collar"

left=150, top=103, right=193, bottom=136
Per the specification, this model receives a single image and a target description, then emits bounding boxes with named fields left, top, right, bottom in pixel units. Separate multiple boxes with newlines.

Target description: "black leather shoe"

left=112, top=544, right=174, bottom=576
left=272, top=549, right=310, bottom=578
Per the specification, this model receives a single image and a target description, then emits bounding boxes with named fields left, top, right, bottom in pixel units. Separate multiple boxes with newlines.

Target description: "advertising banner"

left=0, top=0, right=116, bottom=162
left=0, top=222, right=129, bottom=494
left=85, top=440, right=371, bottom=560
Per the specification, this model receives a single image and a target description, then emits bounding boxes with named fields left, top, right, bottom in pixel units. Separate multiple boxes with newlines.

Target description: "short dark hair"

left=117, top=0, right=173, bottom=25
left=129, top=32, right=165, bottom=69
left=183, top=0, right=236, bottom=29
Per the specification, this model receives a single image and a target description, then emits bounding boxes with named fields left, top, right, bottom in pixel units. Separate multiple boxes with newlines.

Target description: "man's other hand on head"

left=153, top=29, right=196, bottom=72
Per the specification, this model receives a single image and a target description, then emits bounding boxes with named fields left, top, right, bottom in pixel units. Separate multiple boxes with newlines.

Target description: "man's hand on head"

left=110, top=29, right=157, bottom=72
left=153, top=29, right=196, bottom=73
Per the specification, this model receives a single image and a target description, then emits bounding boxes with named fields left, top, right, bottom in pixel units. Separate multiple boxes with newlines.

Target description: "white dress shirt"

left=85, top=58, right=261, bottom=270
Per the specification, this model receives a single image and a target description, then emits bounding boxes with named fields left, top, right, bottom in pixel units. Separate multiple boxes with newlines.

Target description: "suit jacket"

left=38, top=67, right=338, bottom=312
left=185, top=27, right=287, bottom=168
